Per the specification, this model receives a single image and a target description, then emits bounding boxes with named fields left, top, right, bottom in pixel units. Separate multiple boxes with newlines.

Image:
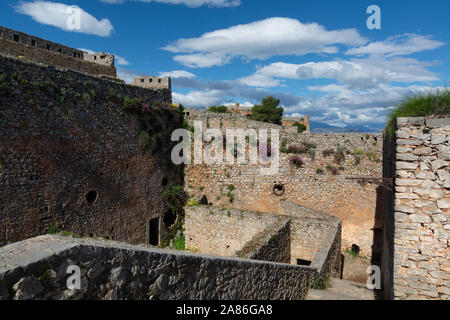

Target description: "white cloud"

left=158, top=70, right=196, bottom=78
left=173, top=90, right=226, bottom=107
left=173, top=52, right=230, bottom=68
left=100, top=0, right=241, bottom=8
left=163, top=17, right=367, bottom=68
left=240, top=56, right=439, bottom=89
left=114, top=55, right=130, bottom=66
left=15, top=1, right=114, bottom=37
left=346, top=33, right=444, bottom=57
left=117, top=67, right=138, bottom=83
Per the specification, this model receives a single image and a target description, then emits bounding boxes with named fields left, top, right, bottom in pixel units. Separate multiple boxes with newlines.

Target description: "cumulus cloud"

left=240, top=56, right=439, bottom=89
left=15, top=1, right=114, bottom=37
left=117, top=67, right=138, bottom=83
left=100, top=0, right=241, bottom=8
left=163, top=17, right=367, bottom=68
left=158, top=70, right=196, bottom=78
left=346, top=33, right=445, bottom=57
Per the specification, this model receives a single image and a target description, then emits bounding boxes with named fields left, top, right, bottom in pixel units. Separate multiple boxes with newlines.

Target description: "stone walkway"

left=305, top=278, right=375, bottom=300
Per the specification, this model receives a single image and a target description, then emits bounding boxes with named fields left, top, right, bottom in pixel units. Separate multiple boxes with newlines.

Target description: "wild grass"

left=385, top=90, right=450, bottom=139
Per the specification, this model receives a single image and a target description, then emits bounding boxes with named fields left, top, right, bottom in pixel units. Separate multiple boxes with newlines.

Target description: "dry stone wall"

left=386, top=117, right=450, bottom=300
left=0, top=235, right=316, bottom=300
left=0, top=55, right=179, bottom=247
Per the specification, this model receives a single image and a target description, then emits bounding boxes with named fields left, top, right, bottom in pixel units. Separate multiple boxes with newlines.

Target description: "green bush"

left=385, top=90, right=450, bottom=139
left=208, top=106, right=229, bottom=113
left=293, top=122, right=307, bottom=133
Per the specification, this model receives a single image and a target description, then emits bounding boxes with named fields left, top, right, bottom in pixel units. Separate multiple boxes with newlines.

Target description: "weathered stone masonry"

left=382, top=117, right=450, bottom=300
left=0, top=55, right=180, bottom=247
left=184, top=114, right=383, bottom=259
left=0, top=235, right=317, bottom=300
left=185, top=202, right=342, bottom=281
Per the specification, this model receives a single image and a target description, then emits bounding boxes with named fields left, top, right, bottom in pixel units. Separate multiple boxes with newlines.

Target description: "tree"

left=208, top=106, right=229, bottom=113
left=250, top=96, right=283, bottom=124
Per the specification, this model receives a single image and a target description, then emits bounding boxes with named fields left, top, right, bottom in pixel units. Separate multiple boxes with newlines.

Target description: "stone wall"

left=0, top=27, right=116, bottom=78
left=185, top=206, right=288, bottom=257
left=238, top=219, right=291, bottom=264
left=0, top=235, right=316, bottom=300
left=185, top=202, right=342, bottom=285
left=385, top=117, right=450, bottom=300
left=0, top=55, right=180, bottom=247
left=134, top=76, right=171, bottom=90
left=185, top=130, right=383, bottom=259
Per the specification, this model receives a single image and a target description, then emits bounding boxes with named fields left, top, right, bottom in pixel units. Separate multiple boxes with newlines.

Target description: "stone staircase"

left=305, top=277, right=375, bottom=300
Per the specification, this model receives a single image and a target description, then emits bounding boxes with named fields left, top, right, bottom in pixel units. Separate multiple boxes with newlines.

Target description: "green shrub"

left=293, top=122, right=307, bottom=133
left=208, top=106, right=229, bottom=113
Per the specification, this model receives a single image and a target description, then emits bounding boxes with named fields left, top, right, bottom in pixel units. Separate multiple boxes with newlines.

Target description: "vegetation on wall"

left=161, top=185, right=187, bottom=249
left=293, top=122, right=307, bottom=133
left=385, top=90, right=449, bottom=139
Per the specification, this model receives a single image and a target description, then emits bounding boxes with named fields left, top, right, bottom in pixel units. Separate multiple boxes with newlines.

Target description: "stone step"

left=305, top=278, right=375, bottom=300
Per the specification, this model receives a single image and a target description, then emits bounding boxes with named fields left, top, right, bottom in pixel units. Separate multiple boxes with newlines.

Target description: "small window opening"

left=86, top=190, right=98, bottom=204
left=161, top=177, right=168, bottom=186
left=149, top=78, right=153, bottom=83
left=47, top=44, right=51, bottom=51
left=158, top=79, right=162, bottom=83
left=297, top=259, right=311, bottom=266
left=13, top=34, right=19, bottom=42
left=31, top=39, right=36, bottom=47
left=58, top=48, right=62, bottom=53
left=351, top=244, right=360, bottom=255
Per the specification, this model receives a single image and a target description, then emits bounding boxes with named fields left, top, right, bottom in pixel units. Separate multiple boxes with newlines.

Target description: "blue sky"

left=1, top=0, right=449, bottom=129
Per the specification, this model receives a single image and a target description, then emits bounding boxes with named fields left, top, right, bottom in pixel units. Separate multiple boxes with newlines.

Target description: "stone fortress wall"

left=0, top=54, right=178, bottom=247
left=134, top=76, right=171, bottom=90
left=183, top=110, right=383, bottom=259
left=382, top=117, right=450, bottom=300
left=0, top=26, right=117, bottom=78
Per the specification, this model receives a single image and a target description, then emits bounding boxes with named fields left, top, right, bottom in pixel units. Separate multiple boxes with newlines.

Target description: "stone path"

left=305, top=278, right=375, bottom=300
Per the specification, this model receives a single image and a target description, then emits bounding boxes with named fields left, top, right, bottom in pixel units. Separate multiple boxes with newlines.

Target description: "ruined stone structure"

left=282, top=114, right=310, bottom=133
left=382, top=117, right=450, bottom=300
left=183, top=112, right=383, bottom=259
left=0, top=54, right=181, bottom=247
left=0, top=26, right=116, bottom=78
left=185, top=202, right=342, bottom=277
left=201, top=105, right=310, bottom=133
left=134, top=76, right=171, bottom=90
left=0, top=235, right=322, bottom=300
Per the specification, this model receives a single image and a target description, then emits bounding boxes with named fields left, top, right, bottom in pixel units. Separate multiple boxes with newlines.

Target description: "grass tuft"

left=385, top=90, right=450, bottom=140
